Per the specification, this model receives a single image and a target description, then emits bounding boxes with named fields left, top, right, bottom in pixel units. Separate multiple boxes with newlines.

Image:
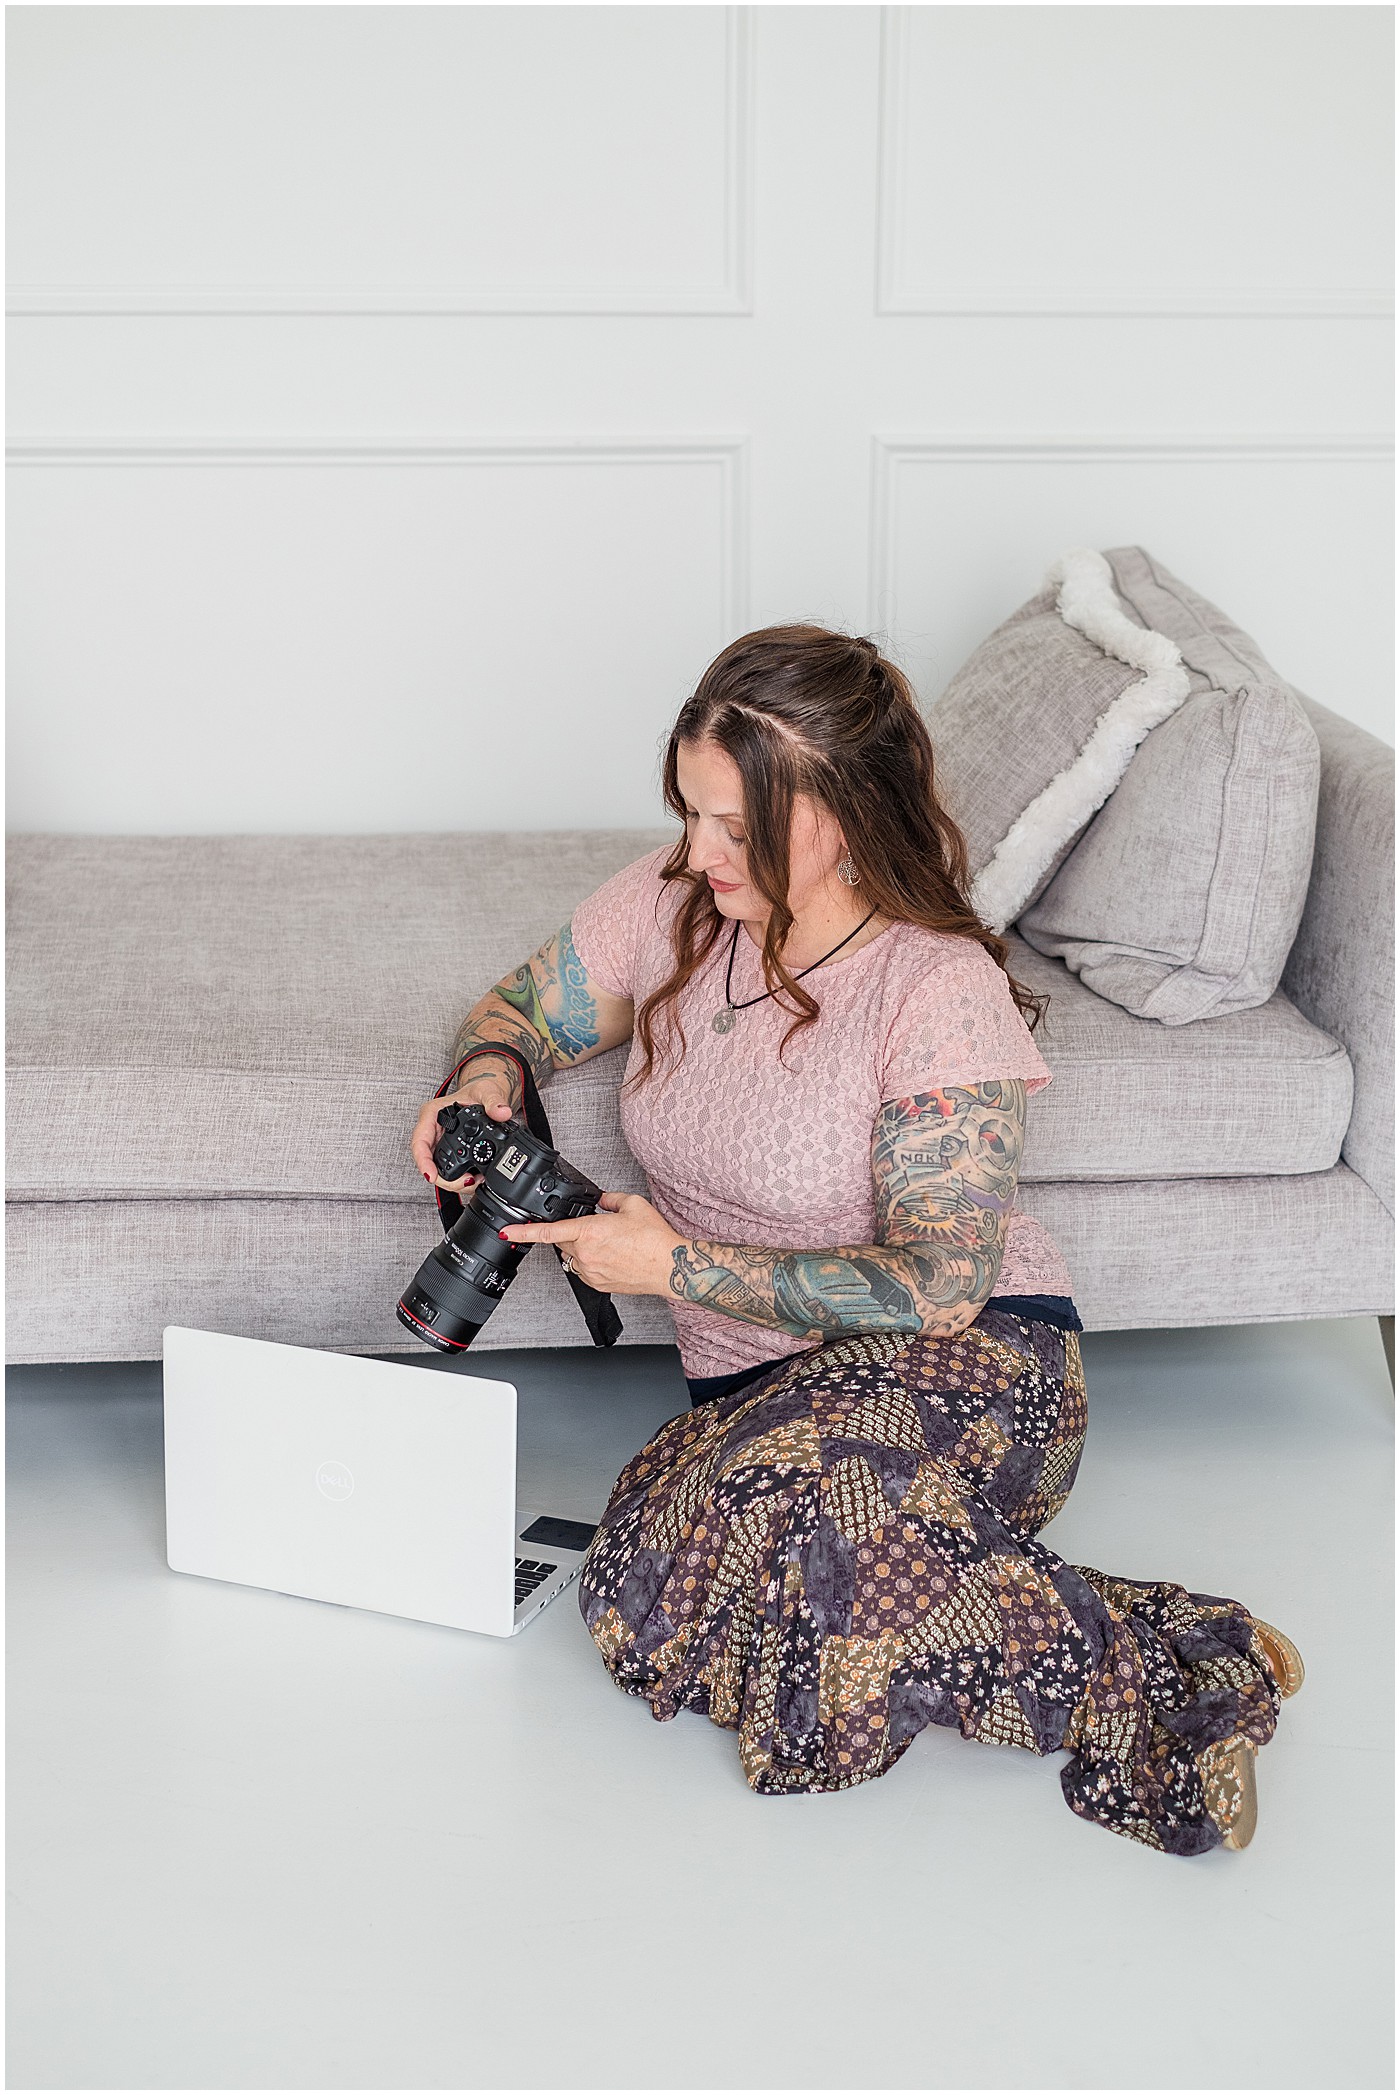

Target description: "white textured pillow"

left=929, top=546, right=1192, bottom=935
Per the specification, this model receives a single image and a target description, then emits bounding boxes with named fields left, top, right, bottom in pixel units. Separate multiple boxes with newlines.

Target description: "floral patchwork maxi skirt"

left=576, top=1309, right=1283, bottom=1855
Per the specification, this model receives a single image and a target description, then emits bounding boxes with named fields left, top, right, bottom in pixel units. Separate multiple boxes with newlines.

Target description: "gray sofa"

left=5, top=693, right=1393, bottom=1368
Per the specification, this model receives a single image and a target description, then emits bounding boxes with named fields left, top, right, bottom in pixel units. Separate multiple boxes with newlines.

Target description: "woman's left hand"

left=498, top=1191, right=687, bottom=1296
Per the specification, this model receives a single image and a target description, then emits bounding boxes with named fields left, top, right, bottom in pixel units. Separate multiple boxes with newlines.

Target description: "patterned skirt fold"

left=578, top=1315, right=1282, bottom=1855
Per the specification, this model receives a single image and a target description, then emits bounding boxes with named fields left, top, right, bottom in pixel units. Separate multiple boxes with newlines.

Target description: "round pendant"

left=712, top=1007, right=736, bottom=1034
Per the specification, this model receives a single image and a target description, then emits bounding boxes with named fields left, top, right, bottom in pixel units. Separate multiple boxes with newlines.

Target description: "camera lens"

left=400, top=1109, right=609, bottom=1353
left=395, top=1210, right=525, bottom=1351
left=396, top=1279, right=483, bottom=1353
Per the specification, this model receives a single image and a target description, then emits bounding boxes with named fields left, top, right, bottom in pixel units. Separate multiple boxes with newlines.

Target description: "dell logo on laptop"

left=316, top=1461, right=354, bottom=1501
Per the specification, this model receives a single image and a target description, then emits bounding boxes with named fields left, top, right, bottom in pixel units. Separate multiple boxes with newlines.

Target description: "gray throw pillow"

left=928, top=546, right=1194, bottom=934
left=1017, top=547, right=1321, bottom=1024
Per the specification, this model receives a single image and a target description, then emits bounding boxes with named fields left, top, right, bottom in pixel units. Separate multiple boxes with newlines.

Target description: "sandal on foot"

left=1197, top=1619, right=1301, bottom=1851
left=1197, top=1732, right=1259, bottom=1850
left=1251, top=1617, right=1305, bottom=1698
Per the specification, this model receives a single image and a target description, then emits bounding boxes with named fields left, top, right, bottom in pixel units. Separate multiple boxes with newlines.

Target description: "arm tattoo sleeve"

left=448, top=917, right=603, bottom=1091
left=494, top=918, right=603, bottom=1065
left=668, top=1081, right=1027, bottom=1341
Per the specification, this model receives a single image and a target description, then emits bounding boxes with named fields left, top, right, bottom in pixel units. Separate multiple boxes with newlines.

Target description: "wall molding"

left=6, top=435, right=752, bottom=633
left=875, top=6, right=1393, bottom=319
left=7, top=10, right=754, bottom=317
left=867, top=432, right=1395, bottom=628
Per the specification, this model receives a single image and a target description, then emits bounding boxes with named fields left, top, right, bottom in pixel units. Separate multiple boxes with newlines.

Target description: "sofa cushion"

left=1003, top=931, right=1351, bottom=1180
left=3, top=1195, right=681, bottom=1365
left=1017, top=546, right=1322, bottom=1023
left=928, top=544, right=1195, bottom=933
left=6, top=836, right=1353, bottom=1203
left=6, top=1163, right=1388, bottom=1365
left=5, top=829, right=674, bottom=1202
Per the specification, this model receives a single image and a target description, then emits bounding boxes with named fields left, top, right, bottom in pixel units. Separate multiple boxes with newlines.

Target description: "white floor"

left=6, top=1318, right=1394, bottom=2092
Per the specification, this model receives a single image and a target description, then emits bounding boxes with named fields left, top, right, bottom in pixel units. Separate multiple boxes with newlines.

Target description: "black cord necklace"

left=711, top=907, right=880, bottom=1034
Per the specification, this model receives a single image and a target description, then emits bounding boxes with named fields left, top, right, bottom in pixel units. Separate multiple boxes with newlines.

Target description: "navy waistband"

left=979, top=1292, right=1084, bottom=1334
left=685, top=1295, right=1083, bottom=1405
left=686, top=1353, right=800, bottom=1405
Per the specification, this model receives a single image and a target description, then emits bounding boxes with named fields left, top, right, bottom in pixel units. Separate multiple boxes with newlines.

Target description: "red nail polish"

left=498, top=1230, right=510, bottom=1239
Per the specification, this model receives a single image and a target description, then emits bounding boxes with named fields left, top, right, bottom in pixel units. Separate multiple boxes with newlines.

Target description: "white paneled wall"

left=877, top=6, right=1392, bottom=315
left=870, top=436, right=1394, bottom=717
left=7, top=4, right=1393, bottom=835
left=7, top=6, right=748, bottom=309
left=8, top=443, right=744, bottom=832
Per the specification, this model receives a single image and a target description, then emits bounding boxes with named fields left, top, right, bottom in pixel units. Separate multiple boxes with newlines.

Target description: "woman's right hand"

left=410, top=1061, right=521, bottom=1193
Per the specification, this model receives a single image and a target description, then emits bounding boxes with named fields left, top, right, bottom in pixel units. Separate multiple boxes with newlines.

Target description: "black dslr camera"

left=396, top=1101, right=612, bottom=1354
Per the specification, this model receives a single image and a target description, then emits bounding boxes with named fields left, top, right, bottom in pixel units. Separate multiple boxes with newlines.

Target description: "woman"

left=410, top=625, right=1303, bottom=1855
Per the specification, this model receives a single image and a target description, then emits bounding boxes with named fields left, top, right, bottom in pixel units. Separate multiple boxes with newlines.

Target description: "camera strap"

left=430, top=1047, right=623, bottom=1349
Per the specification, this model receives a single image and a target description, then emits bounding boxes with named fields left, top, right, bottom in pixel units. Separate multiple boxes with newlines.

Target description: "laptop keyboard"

left=514, top=1556, right=558, bottom=1608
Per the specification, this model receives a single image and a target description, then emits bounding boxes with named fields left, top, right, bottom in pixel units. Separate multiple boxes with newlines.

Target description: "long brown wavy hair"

left=623, top=623, right=1049, bottom=1097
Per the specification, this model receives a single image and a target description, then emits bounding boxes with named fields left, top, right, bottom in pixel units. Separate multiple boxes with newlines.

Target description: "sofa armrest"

left=1282, top=694, right=1394, bottom=1216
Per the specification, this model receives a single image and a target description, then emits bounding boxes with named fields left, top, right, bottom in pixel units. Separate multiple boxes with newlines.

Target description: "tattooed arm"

left=667, top=1081, right=1026, bottom=1341
left=446, top=917, right=634, bottom=1102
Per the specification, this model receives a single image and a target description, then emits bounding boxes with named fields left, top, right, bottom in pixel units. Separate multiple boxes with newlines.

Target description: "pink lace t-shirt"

left=570, top=845, right=1073, bottom=1380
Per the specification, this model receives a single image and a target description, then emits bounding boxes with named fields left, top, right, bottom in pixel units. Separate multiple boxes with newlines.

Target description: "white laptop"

left=162, top=1326, right=598, bottom=1637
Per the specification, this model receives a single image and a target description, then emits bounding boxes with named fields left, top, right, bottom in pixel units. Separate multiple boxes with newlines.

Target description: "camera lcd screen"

left=519, top=1515, right=598, bottom=1554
